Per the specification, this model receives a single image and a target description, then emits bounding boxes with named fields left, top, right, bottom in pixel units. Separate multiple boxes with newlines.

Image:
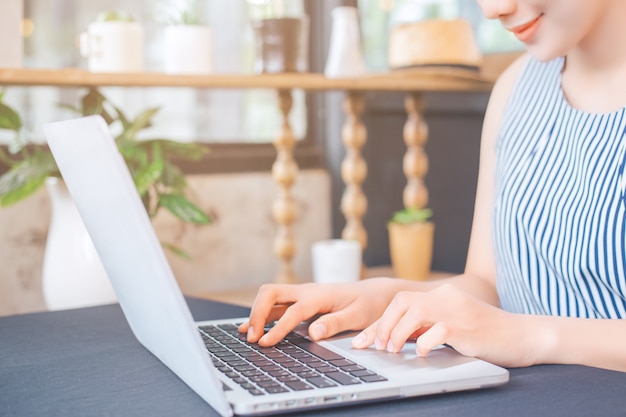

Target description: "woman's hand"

left=352, top=284, right=537, bottom=368
left=239, top=278, right=401, bottom=347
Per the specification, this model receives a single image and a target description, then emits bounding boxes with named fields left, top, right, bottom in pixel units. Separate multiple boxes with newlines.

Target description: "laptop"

left=43, top=115, right=509, bottom=416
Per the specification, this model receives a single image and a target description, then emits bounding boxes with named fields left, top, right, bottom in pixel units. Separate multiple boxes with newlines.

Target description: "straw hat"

left=388, top=19, right=483, bottom=72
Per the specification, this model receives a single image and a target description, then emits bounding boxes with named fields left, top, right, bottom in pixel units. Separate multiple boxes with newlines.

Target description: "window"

left=357, top=0, right=523, bottom=72
left=0, top=0, right=310, bottom=147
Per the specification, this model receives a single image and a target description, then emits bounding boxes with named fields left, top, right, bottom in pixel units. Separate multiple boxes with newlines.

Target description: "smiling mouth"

left=509, top=15, right=542, bottom=41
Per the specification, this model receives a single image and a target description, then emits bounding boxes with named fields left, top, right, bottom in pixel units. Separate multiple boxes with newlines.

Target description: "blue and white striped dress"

left=494, top=56, right=626, bottom=319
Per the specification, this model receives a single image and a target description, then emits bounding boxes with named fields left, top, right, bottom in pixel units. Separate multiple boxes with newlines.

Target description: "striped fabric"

left=493, top=56, right=626, bottom=319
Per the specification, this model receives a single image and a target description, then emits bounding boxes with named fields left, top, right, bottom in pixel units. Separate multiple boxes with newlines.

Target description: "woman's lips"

left=509, top=15, right=542, bottom=42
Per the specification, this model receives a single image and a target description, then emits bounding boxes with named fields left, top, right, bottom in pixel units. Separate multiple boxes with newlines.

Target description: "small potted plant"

left=155, top=0, right=212, bottom=74
left=387, top=206, right=434, bottom=280
left=247, top=0, right=309, bottom=73
left=79, top=10, right=144, bottom=73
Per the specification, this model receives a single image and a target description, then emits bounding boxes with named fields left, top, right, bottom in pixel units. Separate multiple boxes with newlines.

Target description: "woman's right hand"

left=238, top=278, right=401, bottom=347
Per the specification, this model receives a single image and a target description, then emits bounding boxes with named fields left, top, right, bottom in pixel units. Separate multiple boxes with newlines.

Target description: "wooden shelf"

left=0, top=68, right=494, bottom=92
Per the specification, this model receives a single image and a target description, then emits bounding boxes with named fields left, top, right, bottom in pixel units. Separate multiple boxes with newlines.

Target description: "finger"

left=415, top=322, right=448, bottom=357
left=239, top=305, right=288, bottom=335
left=259, top=299, right=323, bottom=346
left=246, top=284, right=299, bottom=342
left=386, top=312, right=425, bottom=353
left=352, top=320, right=379, bottom=349
left=307, top=308, right=365, bottom=341
left=373, top=292, right=415, bottom=351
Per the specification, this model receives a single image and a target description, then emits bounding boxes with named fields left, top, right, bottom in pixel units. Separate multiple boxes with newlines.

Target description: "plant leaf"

left=157, top=139, right=209, bottom=161
left=160, top=161, right=186, bottom=190
left=81, top=88, right=106, bottom=115
left=123, top=107, right=160, bottom=140
left=0, top=102, right=23, bottom=132
left=390, top=207, right=433, bottom=224
left=0, top=151, right=58, bottom=206
left=132, top=142, right=164, bottom=195
left=160, top=241, right=192, bottom=260
left=158, top=193, right=211, bottom=224
left=0, top=173, right=46, bottom=206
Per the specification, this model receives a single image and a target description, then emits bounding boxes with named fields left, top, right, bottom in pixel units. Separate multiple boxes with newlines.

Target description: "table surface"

left=1, top=298, right=625, bottom=417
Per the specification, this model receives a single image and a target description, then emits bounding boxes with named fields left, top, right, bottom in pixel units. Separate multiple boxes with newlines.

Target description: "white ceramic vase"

left=41, top=177, right=117, bottom=311
left=324, top=6, right=366, bottom=78
left=79, top=21, right=144, bottom=72
left=163, top=25, right=211, bottom=74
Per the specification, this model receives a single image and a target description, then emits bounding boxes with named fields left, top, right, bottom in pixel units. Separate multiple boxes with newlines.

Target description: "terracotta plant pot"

left=252, top=16, right=308, bottom=73
left=388, top=221, right=435, bottom=280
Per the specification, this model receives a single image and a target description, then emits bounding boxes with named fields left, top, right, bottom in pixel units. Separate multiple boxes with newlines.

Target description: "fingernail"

left=375, top=337, right=384, bottom=351
left=352, top=332, right=367, bottom=348
left=386, top=340, right=395, bottom=353
left=310, top=323, right=326, bottom=340
left=247, top=326, right=255, bottom=342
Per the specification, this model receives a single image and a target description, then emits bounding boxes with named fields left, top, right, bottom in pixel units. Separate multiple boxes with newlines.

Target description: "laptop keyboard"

left=198, top=323, right=387, bottom=396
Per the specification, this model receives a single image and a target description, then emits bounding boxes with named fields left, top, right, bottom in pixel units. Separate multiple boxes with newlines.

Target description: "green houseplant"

left=387, top=206, right=434, bottom=280
left=0, top=88, right=211, bottom=251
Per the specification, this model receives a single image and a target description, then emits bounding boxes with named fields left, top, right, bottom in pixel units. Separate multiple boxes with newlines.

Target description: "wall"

left=323, top=90, right=490, bottom=273
left=0, top=170, right=331, bottom=317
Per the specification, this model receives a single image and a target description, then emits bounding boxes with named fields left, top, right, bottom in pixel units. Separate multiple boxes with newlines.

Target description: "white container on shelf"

left=79, top=21, right=144, bottom=73
left=324, top=6, right=366, bottom=78
left=0, top=0, right=23, bottom=68
left=163, top=25, right=211, bottom=74
left=311, top=239, right=362, bottom=284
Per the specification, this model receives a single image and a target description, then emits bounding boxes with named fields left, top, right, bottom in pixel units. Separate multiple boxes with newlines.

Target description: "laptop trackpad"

left=323, top=335, right=475, bottom=374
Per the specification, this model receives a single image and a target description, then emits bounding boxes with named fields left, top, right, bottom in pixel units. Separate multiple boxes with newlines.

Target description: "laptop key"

left=276, top=374, right=300, bottom=382
left=305, top=376, right=337, bottom=388
left=326, top=371, right=361, bottom=385
left=342, top=364, right=365, bottom=372
left=284, top=380, right=313, bottom=391
left=360, top=375, right=388, bottom=383
left=264, top=385, right=289, bottom=394
left=329, top=359, right=355, bottom=367
left=314, top=366, right=338, bottom=374
left=289, top=338, right=344, bottom=361
left=350, top=369, right=376, bottom=378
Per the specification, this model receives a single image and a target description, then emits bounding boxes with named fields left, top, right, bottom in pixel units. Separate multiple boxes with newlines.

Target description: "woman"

left=240, top=0, right=626, bottom=372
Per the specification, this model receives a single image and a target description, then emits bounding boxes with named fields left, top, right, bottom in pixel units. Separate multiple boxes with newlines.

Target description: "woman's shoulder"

left=481, top=54, right=529, bottom=143
left=490, top=54, right=529, bottom=104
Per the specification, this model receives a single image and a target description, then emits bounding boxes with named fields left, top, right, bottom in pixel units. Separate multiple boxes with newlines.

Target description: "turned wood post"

left=272, top=89, right=299, bottom=284
left=340, top=92, right=368, bottom=250
left=403, top=93, right=429, bottom=209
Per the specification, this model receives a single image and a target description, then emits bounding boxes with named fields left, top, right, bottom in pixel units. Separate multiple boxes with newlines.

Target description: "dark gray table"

left=1, top=298, right=625, bottom=417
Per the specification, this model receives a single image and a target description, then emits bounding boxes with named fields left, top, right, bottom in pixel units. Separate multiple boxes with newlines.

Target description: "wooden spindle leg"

left=403, top=93, right=429, bottom=209
left=272, top=89, right=299, bottom=284
left=340, top=92, right=368, bottom=250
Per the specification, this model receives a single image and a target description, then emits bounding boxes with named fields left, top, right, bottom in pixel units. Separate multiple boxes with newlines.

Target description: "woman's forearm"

left=521, top=314, right=626, bottom=372
left=376, top=273, right=500, bottom=307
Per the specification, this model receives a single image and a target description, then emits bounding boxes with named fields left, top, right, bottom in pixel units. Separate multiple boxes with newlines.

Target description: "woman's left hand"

left=351, top=283, right=538, bottom=368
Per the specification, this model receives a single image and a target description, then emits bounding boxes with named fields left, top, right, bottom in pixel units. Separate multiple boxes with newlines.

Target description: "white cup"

left=163, top=25, right=211, bottom=74
left=79, top=21, right=144, bottom=73
left=311, top=239, right=362, bottom=284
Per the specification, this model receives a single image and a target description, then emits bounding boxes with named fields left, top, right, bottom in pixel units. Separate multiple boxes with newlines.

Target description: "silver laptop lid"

left=44, top=115, right=233, bottom=417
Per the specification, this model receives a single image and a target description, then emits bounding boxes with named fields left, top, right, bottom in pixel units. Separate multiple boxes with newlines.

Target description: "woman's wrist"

left=515, top=313, right=559, bottom=366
